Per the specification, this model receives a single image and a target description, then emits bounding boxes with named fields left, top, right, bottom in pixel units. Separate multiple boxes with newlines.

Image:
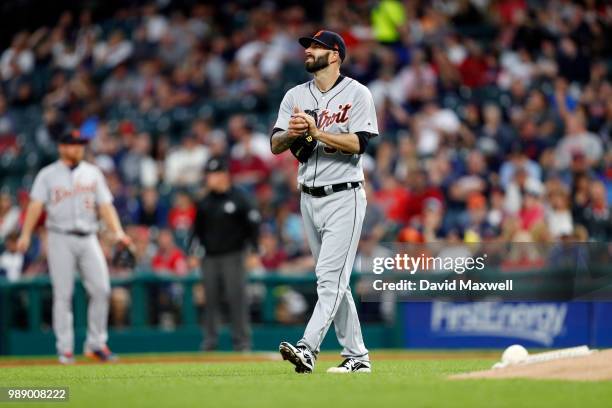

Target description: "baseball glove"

left=111, top=242, right=136, bottom=269
left=290, top=109, right=318, bottom=163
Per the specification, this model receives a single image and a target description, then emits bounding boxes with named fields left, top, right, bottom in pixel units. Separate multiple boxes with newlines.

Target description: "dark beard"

left=305, top=53, right=331, bottom=73
left=65, top=156, right=83, bottom=168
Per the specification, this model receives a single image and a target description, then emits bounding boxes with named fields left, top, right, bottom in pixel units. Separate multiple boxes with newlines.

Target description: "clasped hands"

left=288, top=106, right=319, bottom=139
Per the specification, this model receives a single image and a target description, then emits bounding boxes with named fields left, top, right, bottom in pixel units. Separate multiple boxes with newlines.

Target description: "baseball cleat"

left=279, top=342, right=315, bottom=373
left=327, top=358, right=371, bottom=373
left=84, top=345, right=118, bottom=362
left=58, top=352, right=75, bottom=365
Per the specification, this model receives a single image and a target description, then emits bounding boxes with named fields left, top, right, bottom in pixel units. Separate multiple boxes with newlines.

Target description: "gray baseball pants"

left=201, top=250, right=251, bottom=351
left=297, top=186, right=369, bottom=361
left=47, top=231, right=110, bottom=354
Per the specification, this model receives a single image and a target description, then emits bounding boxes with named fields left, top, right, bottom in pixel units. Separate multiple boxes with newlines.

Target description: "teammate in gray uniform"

left=17, top=129, right=131, bottom=364
left=271, top=30, right=378, bottom=374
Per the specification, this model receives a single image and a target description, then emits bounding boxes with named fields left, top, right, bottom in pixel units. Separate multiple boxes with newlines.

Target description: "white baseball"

left=501, top=344, right=529, bottom=365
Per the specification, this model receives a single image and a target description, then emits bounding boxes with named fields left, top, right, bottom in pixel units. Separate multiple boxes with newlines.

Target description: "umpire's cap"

left=299, top=30, right=346, bottom=62
left=57, top=128, right=90, bottom=145
left=205, top=156, right=229, bottom=173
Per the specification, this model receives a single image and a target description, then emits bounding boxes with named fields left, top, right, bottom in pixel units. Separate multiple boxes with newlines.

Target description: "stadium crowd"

left=0, top=0, right=611, bottom=296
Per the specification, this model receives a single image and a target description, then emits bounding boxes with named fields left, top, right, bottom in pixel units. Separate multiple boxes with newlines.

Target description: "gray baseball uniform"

left=273, top=76, right=378, bottom=361
left=30, top=160, right=113, bottom=355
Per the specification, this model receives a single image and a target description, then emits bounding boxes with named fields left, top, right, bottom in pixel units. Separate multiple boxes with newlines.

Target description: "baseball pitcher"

left=17, top=129, right=131, bottom=364
left=271, top=30, right=378, bottom=373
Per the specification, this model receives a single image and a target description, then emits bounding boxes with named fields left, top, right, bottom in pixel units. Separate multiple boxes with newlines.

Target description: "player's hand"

left=288, top=106, right=309, bottom=137
left=293, top=111, right=319, bottom=139
left=16, top=234, right=31, bottom=253
left=115, top=231, right=133, bottom=248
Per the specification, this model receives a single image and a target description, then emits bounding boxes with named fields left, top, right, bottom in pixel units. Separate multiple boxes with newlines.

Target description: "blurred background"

left=0, top=0, right=610, bottom=355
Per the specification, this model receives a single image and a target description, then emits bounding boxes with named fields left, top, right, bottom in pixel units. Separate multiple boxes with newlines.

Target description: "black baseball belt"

left=300, top=181, right=362, bottom=197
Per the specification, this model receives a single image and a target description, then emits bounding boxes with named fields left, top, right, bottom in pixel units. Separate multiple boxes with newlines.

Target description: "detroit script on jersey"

left=317, top=103, right=351, bottom=129
left=30, top=160, right=113, bottom=232
left=51, top=182, right=97, bottom=205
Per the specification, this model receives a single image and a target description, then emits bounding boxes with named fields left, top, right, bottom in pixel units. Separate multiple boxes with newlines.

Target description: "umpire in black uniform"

left=192, top=156, right=260, bottom=351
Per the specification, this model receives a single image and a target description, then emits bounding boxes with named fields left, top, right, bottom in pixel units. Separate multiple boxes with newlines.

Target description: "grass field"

left=1, top=351, right=611, bottom=408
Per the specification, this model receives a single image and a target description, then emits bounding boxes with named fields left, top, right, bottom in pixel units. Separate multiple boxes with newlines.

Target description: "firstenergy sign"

left=430, top=302, right=568, bottom=346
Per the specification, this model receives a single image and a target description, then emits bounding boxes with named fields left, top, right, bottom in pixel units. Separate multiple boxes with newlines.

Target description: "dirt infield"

left=451, top=349, right=612, bottom=382
left=0, top=350, right=498, bottom=368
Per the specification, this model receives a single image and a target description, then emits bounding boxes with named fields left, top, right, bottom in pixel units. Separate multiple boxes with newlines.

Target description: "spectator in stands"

left=432, top=45, right=462, bottom=93
left=415, top=101, right=461, bottom=156
left=404, top=168, right=444, bottom=224
left=93, top=30, right=133, bottom=70
left=0, top=232, right=23, bottom=281
left=259, top=228, right=288, bottom=272
left=135, top=187, right=168, bottom=228
left=546, top=188, right=574, bottom=239
left=53, top=37, right=82, bottom=71
left=422, top=197, right=444, bottom=242
left=105, top=171, right=138, bottom=225
left=101, top=64, right=136, bottom=103
left=228, top=115, right=272, bottom=162
left=190, top=118, right=214, bottom=146
left=555, top=113, right=604, bottom=170
left=374, top=173, right=410, bottom=225
left=371, top=0, right=406, bottom=45
left=133, top=59, right=162, bottom=100
left=119, top=132, right=158, bottom=188
left=0, top=93, right=18, bottom=155
left=459, top=40, right=489, bottom=88
left=0, top=95, right=15, bottom=143
left=362, top=183, right=389, bottom=243
left=274, top=203, right=307, bottom=259
left=500, top=230, right=546, bottom=271
left=126, top=225, right=155, bottom=271
left=499, top=144, right=542, bottom=189
left=394, top=48, right=437, bottom=108
left=168, top=191, right=196, bottom=232
left=35, top=108, right=65, bottom=157
left=524, top=89, right=560, bottom=140
left=142, top=3, right=169, bottom=44
left=164, top=133, right=209, bottom=188
left=168, top=191, right=196, bottom=250
left=151, top=228, right=188, bottom=275
left=0, top=192, right=20, bottom=242
left=486, top=187, right=507, bottom=236
left=504, top=166, right=544, bottom=215
left=150, top=228, right=188, bottom=329
left=479, top=103, right=515, bottom=162
left=576, top=180, right=612, bottom=241
left=556, top=37, right=591, bottom=84
left=229, top=138, right=270, bottom=193
left=461, top=193, right=492, bottom=242
left=0, top=32, right=34, bottom=81
left=446, top=151, right=489, bottom=223
left=518, top=185, right=546, bottom=235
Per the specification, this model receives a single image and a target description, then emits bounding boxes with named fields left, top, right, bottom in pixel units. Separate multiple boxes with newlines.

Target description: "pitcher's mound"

left=450, top=349, right=612, bottom=381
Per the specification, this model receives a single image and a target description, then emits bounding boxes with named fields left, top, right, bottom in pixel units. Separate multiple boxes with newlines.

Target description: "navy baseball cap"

left=57, top=128, right=90, bottom=145
left=299, top=30, right=346, bottom=62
